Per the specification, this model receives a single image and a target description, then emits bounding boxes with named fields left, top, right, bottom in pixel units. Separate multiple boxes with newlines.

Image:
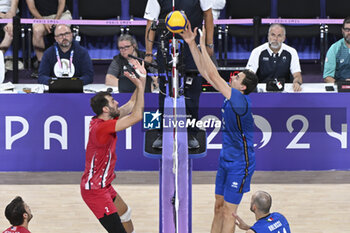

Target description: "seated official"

left=324, top=16, right=350, bottom=83
left=105, top=34, right=157, bottom=93
left=38, top=24, right=94, bottom=85
left=246, top=23, right=303, bottom=92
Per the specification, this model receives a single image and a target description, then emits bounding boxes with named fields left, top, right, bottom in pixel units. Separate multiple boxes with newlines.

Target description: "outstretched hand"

left=124, top=59, right=146, bottom=88
left=198, top=25, right=206, bottom=49
left=130, top=59, right=147, bottom=78
left=180, top=22, right=198, bottom=44
left=232, top=212, right=250, bottom=231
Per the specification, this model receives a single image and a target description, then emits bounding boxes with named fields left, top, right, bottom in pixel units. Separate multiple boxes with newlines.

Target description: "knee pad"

left=120, top=206, right=132, bottom=222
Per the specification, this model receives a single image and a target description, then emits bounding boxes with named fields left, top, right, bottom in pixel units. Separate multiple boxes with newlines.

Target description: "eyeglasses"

left=118, top=45, right=132, bottom=51
left=55, top=32, right=72, bottom=38
left=343, top=27, right=350, bottom=32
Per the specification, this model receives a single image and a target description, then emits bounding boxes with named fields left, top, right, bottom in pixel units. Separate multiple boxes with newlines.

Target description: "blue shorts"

left=215, top=163, right=253, bottom=204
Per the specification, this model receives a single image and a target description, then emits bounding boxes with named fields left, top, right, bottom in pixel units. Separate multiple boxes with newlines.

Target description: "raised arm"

left=180, top=23, right=219, bottom=90
left=114, top=60, right=146, bottom=131
left=197, top=26, right=231, bottom=99
left=145, top=20, right=155, bottom=63
left=203, top=8, right=214, bottom=57
left=118, top=88, right=137, bottom=118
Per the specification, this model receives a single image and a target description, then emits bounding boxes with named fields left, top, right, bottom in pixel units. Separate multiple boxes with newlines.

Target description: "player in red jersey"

left=81, top=59, right=146, bottom=233
left=3, top=196, right=33, bottom=233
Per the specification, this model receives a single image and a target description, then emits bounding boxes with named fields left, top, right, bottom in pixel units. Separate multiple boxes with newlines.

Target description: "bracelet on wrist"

left=145, top=53, right=153, bottom=57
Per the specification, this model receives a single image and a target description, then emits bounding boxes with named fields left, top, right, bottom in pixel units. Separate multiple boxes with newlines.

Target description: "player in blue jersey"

left=233, top=191, right=291, bottom=233
left=180, top=23, right=258, bottom=233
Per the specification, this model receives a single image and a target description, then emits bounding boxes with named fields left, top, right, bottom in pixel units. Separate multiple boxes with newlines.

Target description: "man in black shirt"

left=246, top=24, right=303, bottom=92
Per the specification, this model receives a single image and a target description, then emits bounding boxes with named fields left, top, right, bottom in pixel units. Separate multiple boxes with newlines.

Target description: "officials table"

left=0, top=83, right=349, bottom=171
left=0, top=83, right=339, bottom=93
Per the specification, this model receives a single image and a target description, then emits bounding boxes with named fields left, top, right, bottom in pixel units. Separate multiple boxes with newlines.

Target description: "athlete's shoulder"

left=2, top=226, right=31, bottom=233
left=271, top=212, right=288, bottom=220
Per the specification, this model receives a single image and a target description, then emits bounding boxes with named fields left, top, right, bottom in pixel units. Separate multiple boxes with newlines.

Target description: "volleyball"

left=165, top=10, right=188, bottom=33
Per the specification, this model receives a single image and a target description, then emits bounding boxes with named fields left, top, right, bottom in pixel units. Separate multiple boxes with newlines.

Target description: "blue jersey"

left=251, top=212, right=291, bottom=233
left=220, top=88, right=255, bottom=174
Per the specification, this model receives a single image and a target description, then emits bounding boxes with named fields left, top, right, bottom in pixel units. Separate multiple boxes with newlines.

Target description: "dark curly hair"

left=5, top=196, right=27, bottom=226
left=241, top=70, right=258, bottom=95
left=90, top=91, right=111, bottom=116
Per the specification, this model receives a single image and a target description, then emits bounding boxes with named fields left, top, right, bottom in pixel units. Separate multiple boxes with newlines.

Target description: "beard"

left=344, top=35, right=350, bottom=44
left=59, top=39, right=72, bottom=48
left=27, top=213, right=33, bottom=222
left=108, top=106, right=120, bottom=118
left=269, top=41, right=282, bottom=50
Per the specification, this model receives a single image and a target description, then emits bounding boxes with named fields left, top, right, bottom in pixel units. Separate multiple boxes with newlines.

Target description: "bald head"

left=54, top=24, right=71, bottom=36
left=54, top=24, right=73, bottom=50
left=251, top=191, right=272, bottom=214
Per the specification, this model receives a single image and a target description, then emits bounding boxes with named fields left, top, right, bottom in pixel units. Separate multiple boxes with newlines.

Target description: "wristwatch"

left=206, top=43, right=214, bottom=49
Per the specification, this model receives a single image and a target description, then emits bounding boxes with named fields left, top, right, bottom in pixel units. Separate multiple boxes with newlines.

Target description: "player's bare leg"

left=221, top=201, right=238, bottom=233
left=0, top=30, right=12, bottom=53
left=211, top=194, right=224, bottom=233
left=32, top=24, right=47, bottom=62
left=114, top=192, right=134, bottom=233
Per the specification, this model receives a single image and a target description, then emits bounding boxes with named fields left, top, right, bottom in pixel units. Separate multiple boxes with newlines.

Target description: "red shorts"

left=81, top=184, right=118, bottom=219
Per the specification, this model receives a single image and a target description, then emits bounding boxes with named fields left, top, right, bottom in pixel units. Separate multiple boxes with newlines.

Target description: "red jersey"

left=3, top=226, right=31, bottom=233
left=81, top=117, right=118, bottom=190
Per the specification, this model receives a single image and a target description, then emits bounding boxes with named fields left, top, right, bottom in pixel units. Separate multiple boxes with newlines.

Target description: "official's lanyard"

left=55, top=45, right=74, bottom=73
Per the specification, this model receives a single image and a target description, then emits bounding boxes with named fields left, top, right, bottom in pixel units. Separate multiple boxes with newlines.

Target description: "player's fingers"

left=124, top=71, right=135, bottom=79
left=187, top=21, right=192, bottom=31
left=193, top=27, right=198, bottom=36
left=232, top=212, right=241, bottom=221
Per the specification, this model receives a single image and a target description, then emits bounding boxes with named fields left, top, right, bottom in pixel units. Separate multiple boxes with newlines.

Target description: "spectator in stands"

left=105, top=34, right=158, bottom=93
left=246, top=23, right=303, bottom=92
left=26, top=0, right=72, bottom=78
left=212, top=0, right=225, bottom=20
left=144, top=0, right=215, bottom=149
left=233, top=191, right=291, bottom=233
left=324, top=17, right=350, bottom=83
left=0, top=0, right=18, bottom=54
left=38, top=24, right=93, bottom=85
left=3, top=196, right=33, bottom=233
left=0, top=0, right=24, bottom=71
